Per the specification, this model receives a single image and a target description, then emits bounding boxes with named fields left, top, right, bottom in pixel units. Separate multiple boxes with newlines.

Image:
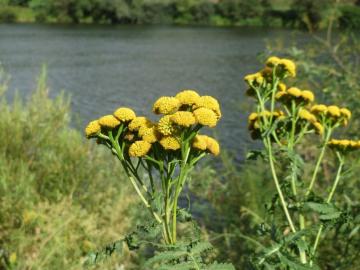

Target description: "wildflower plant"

left=244, top=56, right=360, bottom=268
left=85, top=90, right=233, bottom=268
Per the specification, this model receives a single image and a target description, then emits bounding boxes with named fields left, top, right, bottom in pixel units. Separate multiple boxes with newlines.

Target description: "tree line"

left=0, top=0, right=359, bottom=29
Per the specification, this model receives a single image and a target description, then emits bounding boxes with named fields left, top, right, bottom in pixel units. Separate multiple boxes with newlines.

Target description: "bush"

left=0, top=6, right=17, bottom=22
left=339, top=5, right=360, bottom=29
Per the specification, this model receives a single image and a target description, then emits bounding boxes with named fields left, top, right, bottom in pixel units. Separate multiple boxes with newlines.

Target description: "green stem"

left=311, top=154, right=344, bottom=264
left=266, top=138, right=297, bottom=233
left=172, top=145, right=191, bottom=243
left=306, top=128, right=332, bottom=196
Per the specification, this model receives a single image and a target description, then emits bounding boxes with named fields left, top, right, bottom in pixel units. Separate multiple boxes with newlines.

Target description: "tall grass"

left=0, top=67, right=143, bottom=269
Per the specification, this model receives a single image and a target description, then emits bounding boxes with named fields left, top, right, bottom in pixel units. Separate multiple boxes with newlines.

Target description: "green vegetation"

left=0, top=0, right=359, bottom=29
left=0, top=67, right=145, bottom=269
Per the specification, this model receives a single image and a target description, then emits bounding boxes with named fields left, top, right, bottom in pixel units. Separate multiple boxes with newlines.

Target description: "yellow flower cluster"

left=85, top=90, right=221, bottom=157
left=276, top=87, right=315, bottom=104
left=265, top=56, right=296, bottom=77
left=192, top=135, right=220, bottom=156
left=298, top=108, right=323, bottom=135
left=328, top=139, right=360, bottom=152
left=248, top=111, right=284, bottom=131
left=247, top=111, right=285, bottom=140
left=311, top=104, right=351, bottom=126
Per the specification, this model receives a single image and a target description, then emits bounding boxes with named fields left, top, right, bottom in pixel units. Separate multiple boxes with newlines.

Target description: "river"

left=0, top=24, right=308, bottom=157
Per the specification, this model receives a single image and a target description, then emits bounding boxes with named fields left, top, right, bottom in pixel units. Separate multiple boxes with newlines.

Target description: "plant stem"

left=172, top=145, right=190, bottom=243
left=266, top=138, right=297, bottom=233
left=306, top=128, right=332, bottom=196
left=311, top=153, right=344, bottom=265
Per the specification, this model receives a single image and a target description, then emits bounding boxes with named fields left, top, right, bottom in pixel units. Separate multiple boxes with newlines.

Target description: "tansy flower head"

left=301, top=90, right=315, bottom=103
left=328, top=139, right=360, bottom=152
left=175, top=90, right=200, bottom=106
left=287, top=87, right=302, bottom=98
left=129, top=117, right=152, bottom=132
left=98, top=115, right=120, bottom=129
left=193, top=108, right=218, bottom=128
left=114, top=107, right=136, bottom=122
left=299, top=108, right=317, bottom=123
left=278, top=83, right=287, bottom=92
left=244, top=72, right=265, bottom=87
left=171, top=111, right=196, bottom=127
left=153, top=96, right=180, bottom=115
left=157, top=115, right=176, bottom=135
left=340, top=108, right=351, bottom=120
left=192, top=135, right=207, bottom=151
left=194, top=96, right=221, bottom=118
left=85, top=120, right=101, bottom=137
left=312, top=122, right=324, bottom=135
left=327, top=105, right=341, bottom=118
left=266, top=56, right=281, bottom=67
left=205, top=136, right=220, bottom=156
left=311, top=104, right=328, bottom=115
left=160, top=136, right=181, bottom=151
left=139, top=126, right=160, bottom=143
left=278, top=58, right=296, bottom=77
left=129, top=140, right=152, bottom=157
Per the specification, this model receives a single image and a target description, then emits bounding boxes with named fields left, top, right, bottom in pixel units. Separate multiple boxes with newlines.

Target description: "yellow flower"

left=275, top=91, right=287, bottom=100
left=327, top=139, right=360, bottom=152
left=311, top=104, right=328, bottom=115
left=244, top=72, right=264, bottom=86
left=153, top=96, right=180, bottom=115
left=301, top=90, right=315, bottom=103
left=192, top=135, right=207, bottom=150
left=194, top=96, right=221, bottom=118
left=248, top=112, right=258, bottom=123
left=129, top=140, right=152, bottom=157
left=312, top=122, right=324, bottom=135
left=129, top=117, right=152, bottom=131
left=327, top=105, right=341, bottom=117
left=157, top=115, right=176, bottom=135
left=299, top=108, right=317, bottom=123
left=175, top=90, right=200, bottom=106
left=170, top=111, right=196, bottom=127
left=85, top=120, right=101, bottom=137
left=114, top=107, right=136, bottom=122
left=160, top=136, right=181, bottom=150
left=266, top=56, right=281, bottom=67
left=139, top=126, right=160, bottom=143
left=98, top=115, right=120, bottom=129
left=9, top=252, right=17, bottom=264
left=193, top=108, right=218, bottom=128
left=340, top=108, right=351, bottom=120
left=278, top=83, right=287, bottom=92
left=279, top=58, right=296, bottom=77
left=205, top=136, right=220, bottom=156
left=287, top=87, right=302, bottom=98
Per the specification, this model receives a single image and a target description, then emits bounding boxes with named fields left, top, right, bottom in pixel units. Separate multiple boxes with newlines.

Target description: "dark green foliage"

left=339, top=5, right=360, bottom=29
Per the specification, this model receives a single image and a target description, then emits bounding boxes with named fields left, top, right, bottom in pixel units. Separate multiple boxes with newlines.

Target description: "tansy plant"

left=244, top=56, right=360, bottom=269
left=84, top=90, right=234, bottom=269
